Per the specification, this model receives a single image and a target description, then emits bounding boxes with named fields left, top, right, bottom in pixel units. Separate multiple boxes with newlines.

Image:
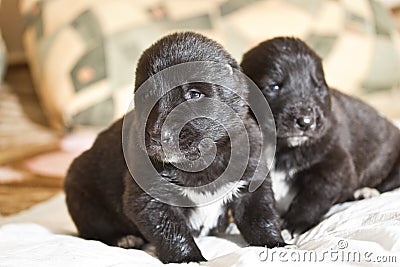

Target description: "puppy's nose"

left=296, top=115, right=314, bottom=130
left=161, top=130, right=172, bottom=143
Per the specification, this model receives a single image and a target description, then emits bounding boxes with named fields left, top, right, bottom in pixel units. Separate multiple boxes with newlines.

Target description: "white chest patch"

left=182, top=181, right=247, bottom=237
left=270, top=168, right=298, bottom=214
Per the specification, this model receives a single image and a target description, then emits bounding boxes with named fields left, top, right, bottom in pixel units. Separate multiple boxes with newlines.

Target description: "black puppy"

left=65, top=32, right=284, bottom=263
left=241, top=37, right=400, bottom=234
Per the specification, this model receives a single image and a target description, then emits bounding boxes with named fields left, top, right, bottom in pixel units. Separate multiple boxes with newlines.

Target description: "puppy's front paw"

left=112, top=235, right=144, bottom=249
left=262, top=237, right=287, bottom=248
left=353, top=187, right=380, bottom=200
left=282, top=214, right=314, bottom=235
left=158, top=246, right=206, bottom=263
left=281, top=229, right=293, bottom=242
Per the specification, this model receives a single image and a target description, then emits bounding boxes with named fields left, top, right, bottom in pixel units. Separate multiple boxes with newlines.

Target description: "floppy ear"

left=226, top=63, right=250, bottom=104
left=316, top=61, right=328, bottom=86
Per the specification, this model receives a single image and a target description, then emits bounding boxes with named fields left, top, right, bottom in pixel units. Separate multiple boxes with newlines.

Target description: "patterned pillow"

left=21, top=0, right=400, bottom=129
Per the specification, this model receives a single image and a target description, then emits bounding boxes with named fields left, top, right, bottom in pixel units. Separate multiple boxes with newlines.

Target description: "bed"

left=1, top=188, right=399, bottom=266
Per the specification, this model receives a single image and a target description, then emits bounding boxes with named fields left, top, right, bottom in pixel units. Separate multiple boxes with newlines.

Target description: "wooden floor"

left=3, top=64, right=48, bottom=126
left=0, top=64, right=62, bottom=217
left=0, top=169, right=62, bottom=216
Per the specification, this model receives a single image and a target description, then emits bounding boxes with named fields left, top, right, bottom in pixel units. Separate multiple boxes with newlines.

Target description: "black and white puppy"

left=65, top=32, right=284, bottom=264
left=241, top=37, right=400, bottom=234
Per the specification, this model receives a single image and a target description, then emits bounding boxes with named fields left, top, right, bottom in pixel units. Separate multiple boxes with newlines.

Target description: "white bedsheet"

left=1, top=189, right=400, bottom=267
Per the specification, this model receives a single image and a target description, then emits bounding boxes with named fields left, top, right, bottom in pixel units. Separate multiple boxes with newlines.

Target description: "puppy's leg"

left=123, top=181, right=205, bottom=263
left=283, top=149, right=357, bottom=234
left=232, top=180, right=285, bottom=247
left=376, top=153, right=400, bottom=193
left=353, top=187, right=380, bottom=200
left=112, top=235, right=145, bottom=249
left=130, top=201, right=205, bottom=263
left=65, top=181, right=145, bottom=249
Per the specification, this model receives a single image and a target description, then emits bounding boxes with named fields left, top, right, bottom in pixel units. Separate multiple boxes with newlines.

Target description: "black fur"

left=241, top=37, right=400, bottom=234
left=65, top=32, right=284, bottom=264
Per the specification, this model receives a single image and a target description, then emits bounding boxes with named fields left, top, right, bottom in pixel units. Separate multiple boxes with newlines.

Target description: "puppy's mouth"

left=285, top=136, right=309, bottom=147
left=276, top=108, right=327, bottom=147
left=278, top=130, right=321, bottom=147
left=277, top=130, right=320, bottom=147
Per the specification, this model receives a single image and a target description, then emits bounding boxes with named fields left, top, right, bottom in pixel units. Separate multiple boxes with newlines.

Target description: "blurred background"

left=0, top=0, right=400, bottom=218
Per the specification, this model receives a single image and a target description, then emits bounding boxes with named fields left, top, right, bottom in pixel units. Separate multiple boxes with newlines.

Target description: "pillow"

left=218, top=0, right=400, bottom=118
left=20, top=0, right=224, bottom=130
left=21, top=0, right=400, bottom=129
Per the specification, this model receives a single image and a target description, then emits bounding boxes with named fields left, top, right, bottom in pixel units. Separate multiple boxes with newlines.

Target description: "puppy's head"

left=241, top=37, right=331, bottom=147
left=133, top=32, right=247, bottom=163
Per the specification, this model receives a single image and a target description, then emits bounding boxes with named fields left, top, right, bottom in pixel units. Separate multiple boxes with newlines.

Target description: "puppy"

left=241, top=37, right=400, bottom=234
left=65, top=32, right=284, bottom=264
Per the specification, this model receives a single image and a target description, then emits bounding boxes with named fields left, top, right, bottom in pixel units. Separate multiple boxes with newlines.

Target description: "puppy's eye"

left=268, top=84, right=281, bottom=91
left=185, top=89, right=204, bottom=100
